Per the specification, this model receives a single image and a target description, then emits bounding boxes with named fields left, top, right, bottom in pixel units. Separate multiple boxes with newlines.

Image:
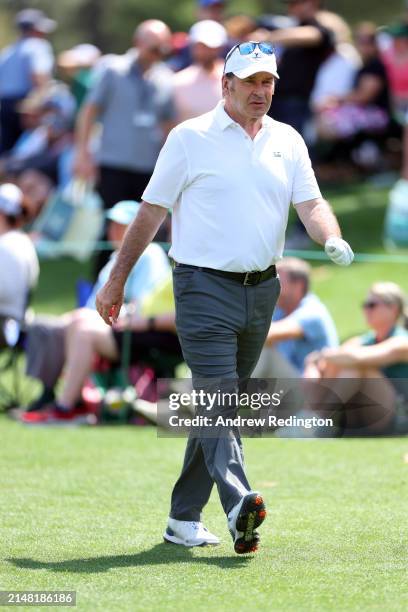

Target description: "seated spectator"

left=173, top=20, right=227, bottom=122
left=305, top=282, right=408, bottom=435
left=0, top=183, right=39, bottom=334
left=21, top=200, right=170, bottom=413
left=20, top=274, right=180, bottom=425
left=315, top=22, right=390, bottom=142
left=0, top=81, right=76, bottom=187
left=16, top=169, right=54, bottom=227
left=252, top=258, right=338, bottom=379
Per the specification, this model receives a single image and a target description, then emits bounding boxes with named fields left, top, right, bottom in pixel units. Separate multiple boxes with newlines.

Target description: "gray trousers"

left=170, top=266, right=280, bottom=521
left=25, top=316, right=66, bottom=389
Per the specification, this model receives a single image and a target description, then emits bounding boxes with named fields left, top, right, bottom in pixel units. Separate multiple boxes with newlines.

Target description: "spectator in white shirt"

left=173, top=20, right=228, bottom=122
left=0, top=183, right=39, bottom=325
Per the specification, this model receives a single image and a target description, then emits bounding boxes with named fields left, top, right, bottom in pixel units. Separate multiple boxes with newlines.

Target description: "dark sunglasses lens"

left=362, top=301, right=379, bottom=309
left=259, top=42, right=275, bottom=54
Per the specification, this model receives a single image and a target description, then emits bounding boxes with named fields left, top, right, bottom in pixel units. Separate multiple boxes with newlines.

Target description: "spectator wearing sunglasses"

left=305, top=282, right=408, bottom=436
left=95, top=40, right=353, bottom=554
left=73, top=20, right=175, bottom=275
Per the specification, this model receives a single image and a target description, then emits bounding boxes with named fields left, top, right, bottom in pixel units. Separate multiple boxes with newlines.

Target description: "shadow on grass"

left=6, top=543, right=251, bottom=573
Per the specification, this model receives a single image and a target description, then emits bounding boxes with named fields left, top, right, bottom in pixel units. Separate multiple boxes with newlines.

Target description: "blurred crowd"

left=1, top=1, right=408, bottom=435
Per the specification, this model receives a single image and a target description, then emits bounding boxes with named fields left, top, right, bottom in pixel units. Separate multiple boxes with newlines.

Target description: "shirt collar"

left=214, top=100, right=235, bottom=131
left=214, top=100, right=275, bottom=131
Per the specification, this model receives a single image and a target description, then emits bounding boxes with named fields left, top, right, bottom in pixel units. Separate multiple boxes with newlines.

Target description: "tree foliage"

left=0, top=0, right=406, bottom=53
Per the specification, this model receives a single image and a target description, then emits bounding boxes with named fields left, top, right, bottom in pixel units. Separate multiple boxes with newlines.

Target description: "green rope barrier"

left=36, top=241, right=408, bottom=264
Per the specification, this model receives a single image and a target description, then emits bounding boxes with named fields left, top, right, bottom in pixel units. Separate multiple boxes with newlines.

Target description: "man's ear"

left=221, top=75, right=229, bottom=97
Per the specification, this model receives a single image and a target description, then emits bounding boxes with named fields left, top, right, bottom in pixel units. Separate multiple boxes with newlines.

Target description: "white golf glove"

left=324, top=236, right=354, bottom=266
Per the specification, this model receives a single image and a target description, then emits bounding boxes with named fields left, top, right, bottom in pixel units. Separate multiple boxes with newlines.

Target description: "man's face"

left=223, top=72, right=275, bottom=119
left=276, top=269, right=304, bottom=310
left=136, top=31, right=171, bottom=68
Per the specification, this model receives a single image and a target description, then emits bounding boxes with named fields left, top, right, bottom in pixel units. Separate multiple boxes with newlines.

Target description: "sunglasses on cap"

left=225, top=41, right=276, bottom=63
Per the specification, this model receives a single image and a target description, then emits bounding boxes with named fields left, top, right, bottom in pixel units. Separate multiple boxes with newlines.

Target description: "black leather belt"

left=174, top=262, right=277, bottom=286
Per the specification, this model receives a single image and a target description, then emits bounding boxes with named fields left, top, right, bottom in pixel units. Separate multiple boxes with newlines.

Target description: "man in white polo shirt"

left=95, top=41, right=353, bottom=554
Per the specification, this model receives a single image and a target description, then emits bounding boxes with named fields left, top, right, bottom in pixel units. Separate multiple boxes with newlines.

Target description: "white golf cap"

left=189, top=20, right=228, bottom=49
left=224, top=43, right=279, bottom=79
left=58, top=44, right=101, bottom=69
left=0, top=183, right=23, bottom=216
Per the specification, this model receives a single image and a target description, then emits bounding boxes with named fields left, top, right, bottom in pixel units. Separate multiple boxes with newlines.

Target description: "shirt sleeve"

left=27, top=39, right=54, bottom=75
left=291, top=131, right=322, bottom=205
left=142, top=128, right=189, bottom=209
left=85, top=67, right=113, bottom=111
left=285, top=303, right=323, bottom=343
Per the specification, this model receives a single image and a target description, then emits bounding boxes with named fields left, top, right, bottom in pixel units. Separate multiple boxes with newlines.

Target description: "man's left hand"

left=324, top=236, right=354, bottom=266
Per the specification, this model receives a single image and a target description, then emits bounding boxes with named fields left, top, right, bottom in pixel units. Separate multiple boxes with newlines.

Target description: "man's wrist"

left=325, top=234, right=341, bottom=243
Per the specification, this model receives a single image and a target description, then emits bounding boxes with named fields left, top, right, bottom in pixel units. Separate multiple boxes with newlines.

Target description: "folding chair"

left=0, top=294, right=39, bottom=411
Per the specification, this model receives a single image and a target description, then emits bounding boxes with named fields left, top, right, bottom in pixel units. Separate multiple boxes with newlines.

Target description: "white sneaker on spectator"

left=163, top=518, right=220, bottom=547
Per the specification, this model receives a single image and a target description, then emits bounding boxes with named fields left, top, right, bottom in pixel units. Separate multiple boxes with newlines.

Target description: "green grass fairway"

left=1, top=417, right=407, bottom=611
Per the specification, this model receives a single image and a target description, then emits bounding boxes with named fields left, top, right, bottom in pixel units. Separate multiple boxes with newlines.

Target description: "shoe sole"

left=163, top=534, right=219, bottom=547
left=234, top=493, right=266, bottom=554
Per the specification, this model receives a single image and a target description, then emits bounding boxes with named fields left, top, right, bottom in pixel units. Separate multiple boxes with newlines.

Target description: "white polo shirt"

left=142, top=101, right=321, bottom=272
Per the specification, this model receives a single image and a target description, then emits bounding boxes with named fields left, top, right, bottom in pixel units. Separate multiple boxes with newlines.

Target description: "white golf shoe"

left=227, top=491, right=266, bottom=554
left=163, top=518, right=220, bottom=547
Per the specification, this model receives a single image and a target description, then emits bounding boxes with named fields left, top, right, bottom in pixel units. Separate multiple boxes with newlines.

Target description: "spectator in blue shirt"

left=22, top=200, right=170, bottom=411
left=253, top=257, right=338, bottom=378
left=0, top=9, right=56, bottom=153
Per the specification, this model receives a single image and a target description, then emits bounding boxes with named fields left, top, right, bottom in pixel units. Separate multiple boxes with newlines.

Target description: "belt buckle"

left=243, top=271, right=261, bottom=286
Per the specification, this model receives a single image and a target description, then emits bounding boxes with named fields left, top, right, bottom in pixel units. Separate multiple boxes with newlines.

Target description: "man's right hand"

left=96, top=280, right=125, bottom=326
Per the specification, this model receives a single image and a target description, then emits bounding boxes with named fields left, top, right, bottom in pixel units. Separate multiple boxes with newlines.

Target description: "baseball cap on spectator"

left=198, top=0, right=226, bottom=6
left=106, top=201, right=140, bottom=226
left=189, top=20, right=228, bottom=48
left=58, top=44, right=101, bottom=69
left=15, top=9, right=57, bottom=34
left=224, top=43, right=280, bottom=79
left=0, top=184, right=24, bottom=217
